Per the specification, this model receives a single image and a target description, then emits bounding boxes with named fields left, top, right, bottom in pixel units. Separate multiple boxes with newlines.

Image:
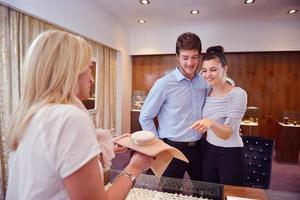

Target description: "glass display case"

left=278, top=111, right=300, bottom=127
left=108, top=170, right=224, bottom=200
left=276, top=111, right=300, bottom=163
left=131, top=90, right=147, bottom=133
left=241, top=106, right=260, bottom=126
left=132, top=90, right=147, bottom=111
left=105, top=170, right=300, bottom=200
left=240, top=106, right=260, bottom=136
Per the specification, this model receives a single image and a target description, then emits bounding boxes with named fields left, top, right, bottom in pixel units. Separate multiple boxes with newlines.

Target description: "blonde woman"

left=6, top=30, right=152, bottom=200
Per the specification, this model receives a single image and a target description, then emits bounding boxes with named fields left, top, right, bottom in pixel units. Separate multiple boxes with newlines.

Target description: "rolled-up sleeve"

left=224, top=88, right=247, bottom=131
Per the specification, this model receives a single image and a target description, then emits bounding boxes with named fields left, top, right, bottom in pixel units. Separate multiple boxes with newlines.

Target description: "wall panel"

left=132, top=52, right=300, bottom=139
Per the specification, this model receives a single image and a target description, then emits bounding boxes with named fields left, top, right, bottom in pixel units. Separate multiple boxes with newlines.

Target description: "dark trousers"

left=162, top=138, right=205, bottom=181
left=202, top=140, right=245, bottom=186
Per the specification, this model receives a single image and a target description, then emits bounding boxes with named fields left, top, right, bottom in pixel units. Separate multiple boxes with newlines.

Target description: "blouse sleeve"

left=47, top=106, right=101, bottom=178
left=224, top=88, right=247, bottom=131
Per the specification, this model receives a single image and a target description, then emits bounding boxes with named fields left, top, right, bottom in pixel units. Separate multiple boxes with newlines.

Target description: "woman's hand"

left=190, top=118, right=215, bottom=133
left=112, top=133, right=130, bottom=154
left=113, top=144, right=128, bottom=154
left=125, top=152, right=153, bottom=176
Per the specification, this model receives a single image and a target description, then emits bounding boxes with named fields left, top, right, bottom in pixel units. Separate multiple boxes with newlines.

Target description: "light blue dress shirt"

left=139, top=68, right=208, bottom=142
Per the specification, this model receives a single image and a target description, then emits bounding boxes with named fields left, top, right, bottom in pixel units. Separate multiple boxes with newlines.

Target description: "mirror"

left=82, top=59, right=98, bottom=114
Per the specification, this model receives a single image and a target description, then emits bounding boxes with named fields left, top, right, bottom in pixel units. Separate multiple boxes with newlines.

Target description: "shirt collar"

left=174, top=67, right=200, bottom=82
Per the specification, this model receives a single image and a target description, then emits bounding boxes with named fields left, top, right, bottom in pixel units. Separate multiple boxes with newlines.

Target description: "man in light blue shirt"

left=139, top=32, right=208, bottom=181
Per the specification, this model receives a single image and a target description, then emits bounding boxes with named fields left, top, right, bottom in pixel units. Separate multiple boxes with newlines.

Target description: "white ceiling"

left=92, top=0, right=300, bottom=29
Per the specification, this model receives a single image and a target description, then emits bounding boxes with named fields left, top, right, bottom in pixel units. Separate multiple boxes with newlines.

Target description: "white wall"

left=1, top=0, right=132, bottom=135
left=2, top=0, right=299, bottom=135
left=129, top=20, right=300, bottom=55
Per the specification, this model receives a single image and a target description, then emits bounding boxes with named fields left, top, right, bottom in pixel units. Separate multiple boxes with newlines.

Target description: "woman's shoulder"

left=42, top=104, right=89, bottom=122
left=229, top=87, right=247, bottom=97
left=226, top=87, right=247, bottom=105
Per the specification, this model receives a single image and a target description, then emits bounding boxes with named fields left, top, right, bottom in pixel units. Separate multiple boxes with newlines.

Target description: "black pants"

left=162, top=138, right=205, bottom=181
left=202, top=140, right=245, bottom=186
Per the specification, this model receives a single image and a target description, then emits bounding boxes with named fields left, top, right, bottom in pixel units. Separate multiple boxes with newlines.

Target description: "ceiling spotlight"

left=287, top=9, right=298, bottom=14
left=140, top=0, right=150, bottom=5
left=244, top=0, right=255, bottom=4
left=138, top=19, right=146, bottom=24
left=191, top=10, right=200, bottom=15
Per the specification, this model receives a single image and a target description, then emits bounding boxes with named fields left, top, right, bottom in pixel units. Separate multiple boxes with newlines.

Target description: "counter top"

left=108, top=169, right=300, bottom=200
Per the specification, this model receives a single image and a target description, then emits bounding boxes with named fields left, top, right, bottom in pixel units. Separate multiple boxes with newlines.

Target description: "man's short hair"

left=176, top=32, right=202, bottom=55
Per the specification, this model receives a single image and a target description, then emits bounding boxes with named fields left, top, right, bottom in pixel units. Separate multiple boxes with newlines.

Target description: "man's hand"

left=190, top=118, right=214, bottom=133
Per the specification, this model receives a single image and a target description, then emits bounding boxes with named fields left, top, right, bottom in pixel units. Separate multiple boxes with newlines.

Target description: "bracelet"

left=119, top=171, right=136, bottom=188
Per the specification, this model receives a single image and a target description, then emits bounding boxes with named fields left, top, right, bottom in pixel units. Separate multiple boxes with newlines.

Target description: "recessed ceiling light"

left=287, top=9, right=298, bottom=14
left=140, top=0, right=150, bottom=5
left=138, top=19, right=146, bottom=24
left=191, top=10, right=200, bottom=15
left=244, top=0, right=255, bottom=4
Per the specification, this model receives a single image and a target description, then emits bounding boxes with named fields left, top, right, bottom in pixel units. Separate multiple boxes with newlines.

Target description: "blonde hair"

left=6, top=30, right=91, bottom=150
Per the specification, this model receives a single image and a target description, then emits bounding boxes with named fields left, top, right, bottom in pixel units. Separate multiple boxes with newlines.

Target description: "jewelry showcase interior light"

left=244, top=0, right=254, bottom=4
left=138, top=19, right=146, bottom=24
left=140, top=0, right=150, bottom=5
left=287, top=9, right=298, bottom=14
left=190, top=10, right=200, bottom=15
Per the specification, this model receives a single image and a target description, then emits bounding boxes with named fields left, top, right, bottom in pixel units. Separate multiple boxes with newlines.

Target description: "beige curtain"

left=98, top=46, right=116, bottom=129
left=0, top=4, right=116, bottom=199
left=88, top=42, right=116, bottom=129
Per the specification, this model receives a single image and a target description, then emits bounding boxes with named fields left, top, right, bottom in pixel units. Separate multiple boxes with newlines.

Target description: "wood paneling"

left=132, top=52, right=300, bottom=140
left=132, top=55, right=179, bottom=92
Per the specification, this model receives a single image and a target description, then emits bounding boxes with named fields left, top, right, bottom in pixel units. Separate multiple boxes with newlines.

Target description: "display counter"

left=276, top=122, right=300, bottom=163
left=107, top=170, right=272, bottom=200
left=131, top=110, right=142, bottom=133
left=109, top=169, right=223, bottom=200
left=240, top=107, right=260, bottom=136
left=107, top=169, right=300, bottom=200
left=276, top=111, right=300, bottom=163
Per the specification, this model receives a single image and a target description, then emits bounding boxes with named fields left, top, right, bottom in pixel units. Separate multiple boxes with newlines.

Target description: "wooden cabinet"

left=131, top=110, right=142, bottom=133
left=276, top=122, right=300, bottom=163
